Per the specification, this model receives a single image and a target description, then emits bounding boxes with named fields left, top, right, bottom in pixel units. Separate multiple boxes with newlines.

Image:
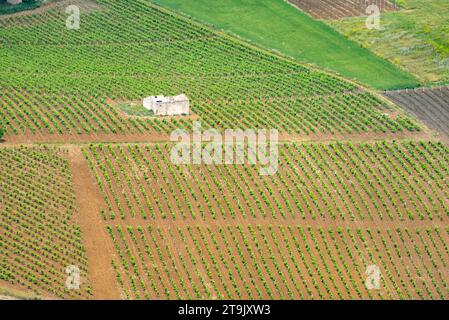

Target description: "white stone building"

left=7, top=0, right=22, bottom=5
left=143, top=94, right=190, bottom=116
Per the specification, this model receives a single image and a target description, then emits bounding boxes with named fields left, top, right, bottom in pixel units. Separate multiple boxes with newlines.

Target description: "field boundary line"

left=0, top=130, right=439, bottom=148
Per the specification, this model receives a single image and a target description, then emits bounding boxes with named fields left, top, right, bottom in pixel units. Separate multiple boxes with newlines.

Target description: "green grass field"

left=328, top=0, right=449, bottom=84
left=153, top=0, right=418, bottom=90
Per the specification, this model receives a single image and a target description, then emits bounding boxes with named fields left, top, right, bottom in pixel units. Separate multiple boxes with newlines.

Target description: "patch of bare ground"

left=67, top=146, right=120, bottom=300
left=384, top=86, right=449, bottom=143
left=287, top=0, right=398, bottom=20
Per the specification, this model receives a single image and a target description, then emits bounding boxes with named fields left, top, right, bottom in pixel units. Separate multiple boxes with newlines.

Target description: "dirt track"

left=67, top=147, right=120, bottom=299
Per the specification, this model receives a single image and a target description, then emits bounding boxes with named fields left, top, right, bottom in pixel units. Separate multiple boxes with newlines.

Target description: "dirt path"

left=67, top=146, right=120, bottom=300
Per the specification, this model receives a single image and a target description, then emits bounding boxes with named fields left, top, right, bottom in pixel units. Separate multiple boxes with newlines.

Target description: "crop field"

left=106, top=223, right=449, bottom=300
left=153, top=0, right=418, bottom=90
left=84, top=142, right=448, bottom=223
left=0, top=0, right=448, bottom=303
left=0, top=0, right=420, bottom=143
left=385, top=87, right=449, bottom=142
left=287, top=0, right=397, bottom=20
left=328, top=0, right=449, bottom=84
left=0, top=146, right=91, bottom=299
left=81, top=141, right=449, bottom=299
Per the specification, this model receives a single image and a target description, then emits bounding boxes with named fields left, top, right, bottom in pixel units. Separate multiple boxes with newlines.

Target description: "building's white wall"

left=155, top=104, right=168, bottom=116
left=143, top=97, right=153, bottom=111
left=143, top=96, right=190, bottom=116
left=166, top=101, right=189, bottom=115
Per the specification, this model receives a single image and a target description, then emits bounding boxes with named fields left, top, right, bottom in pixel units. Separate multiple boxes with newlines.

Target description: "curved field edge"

left=151, top=0, right=419, bottom=90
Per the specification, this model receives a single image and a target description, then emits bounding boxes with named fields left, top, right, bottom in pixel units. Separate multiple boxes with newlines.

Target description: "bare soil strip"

left=2, top=129, right=433, bottom=145
left=3, top=132, right=171, bottom=144
left=67, top=146, right=120, bottom=300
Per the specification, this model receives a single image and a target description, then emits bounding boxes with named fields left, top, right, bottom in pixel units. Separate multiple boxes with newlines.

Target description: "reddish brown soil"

left=67, top=147, right=120, bottom=300
left=105, top=221, right=449, bottom=300
left=3, top=132, right=171, bottom=144
left=81, top=139, right=449, bottom=299
left=1, top=128, right=432, bottom=145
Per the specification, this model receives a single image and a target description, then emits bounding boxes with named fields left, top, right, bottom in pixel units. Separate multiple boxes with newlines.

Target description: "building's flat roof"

left=147, top=94, right=189, bottom=103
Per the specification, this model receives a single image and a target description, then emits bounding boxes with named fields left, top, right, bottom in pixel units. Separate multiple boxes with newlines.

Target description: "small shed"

left=143, top=94, right=190, bottom=116
left=7, top=0, right=23, bottom=5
